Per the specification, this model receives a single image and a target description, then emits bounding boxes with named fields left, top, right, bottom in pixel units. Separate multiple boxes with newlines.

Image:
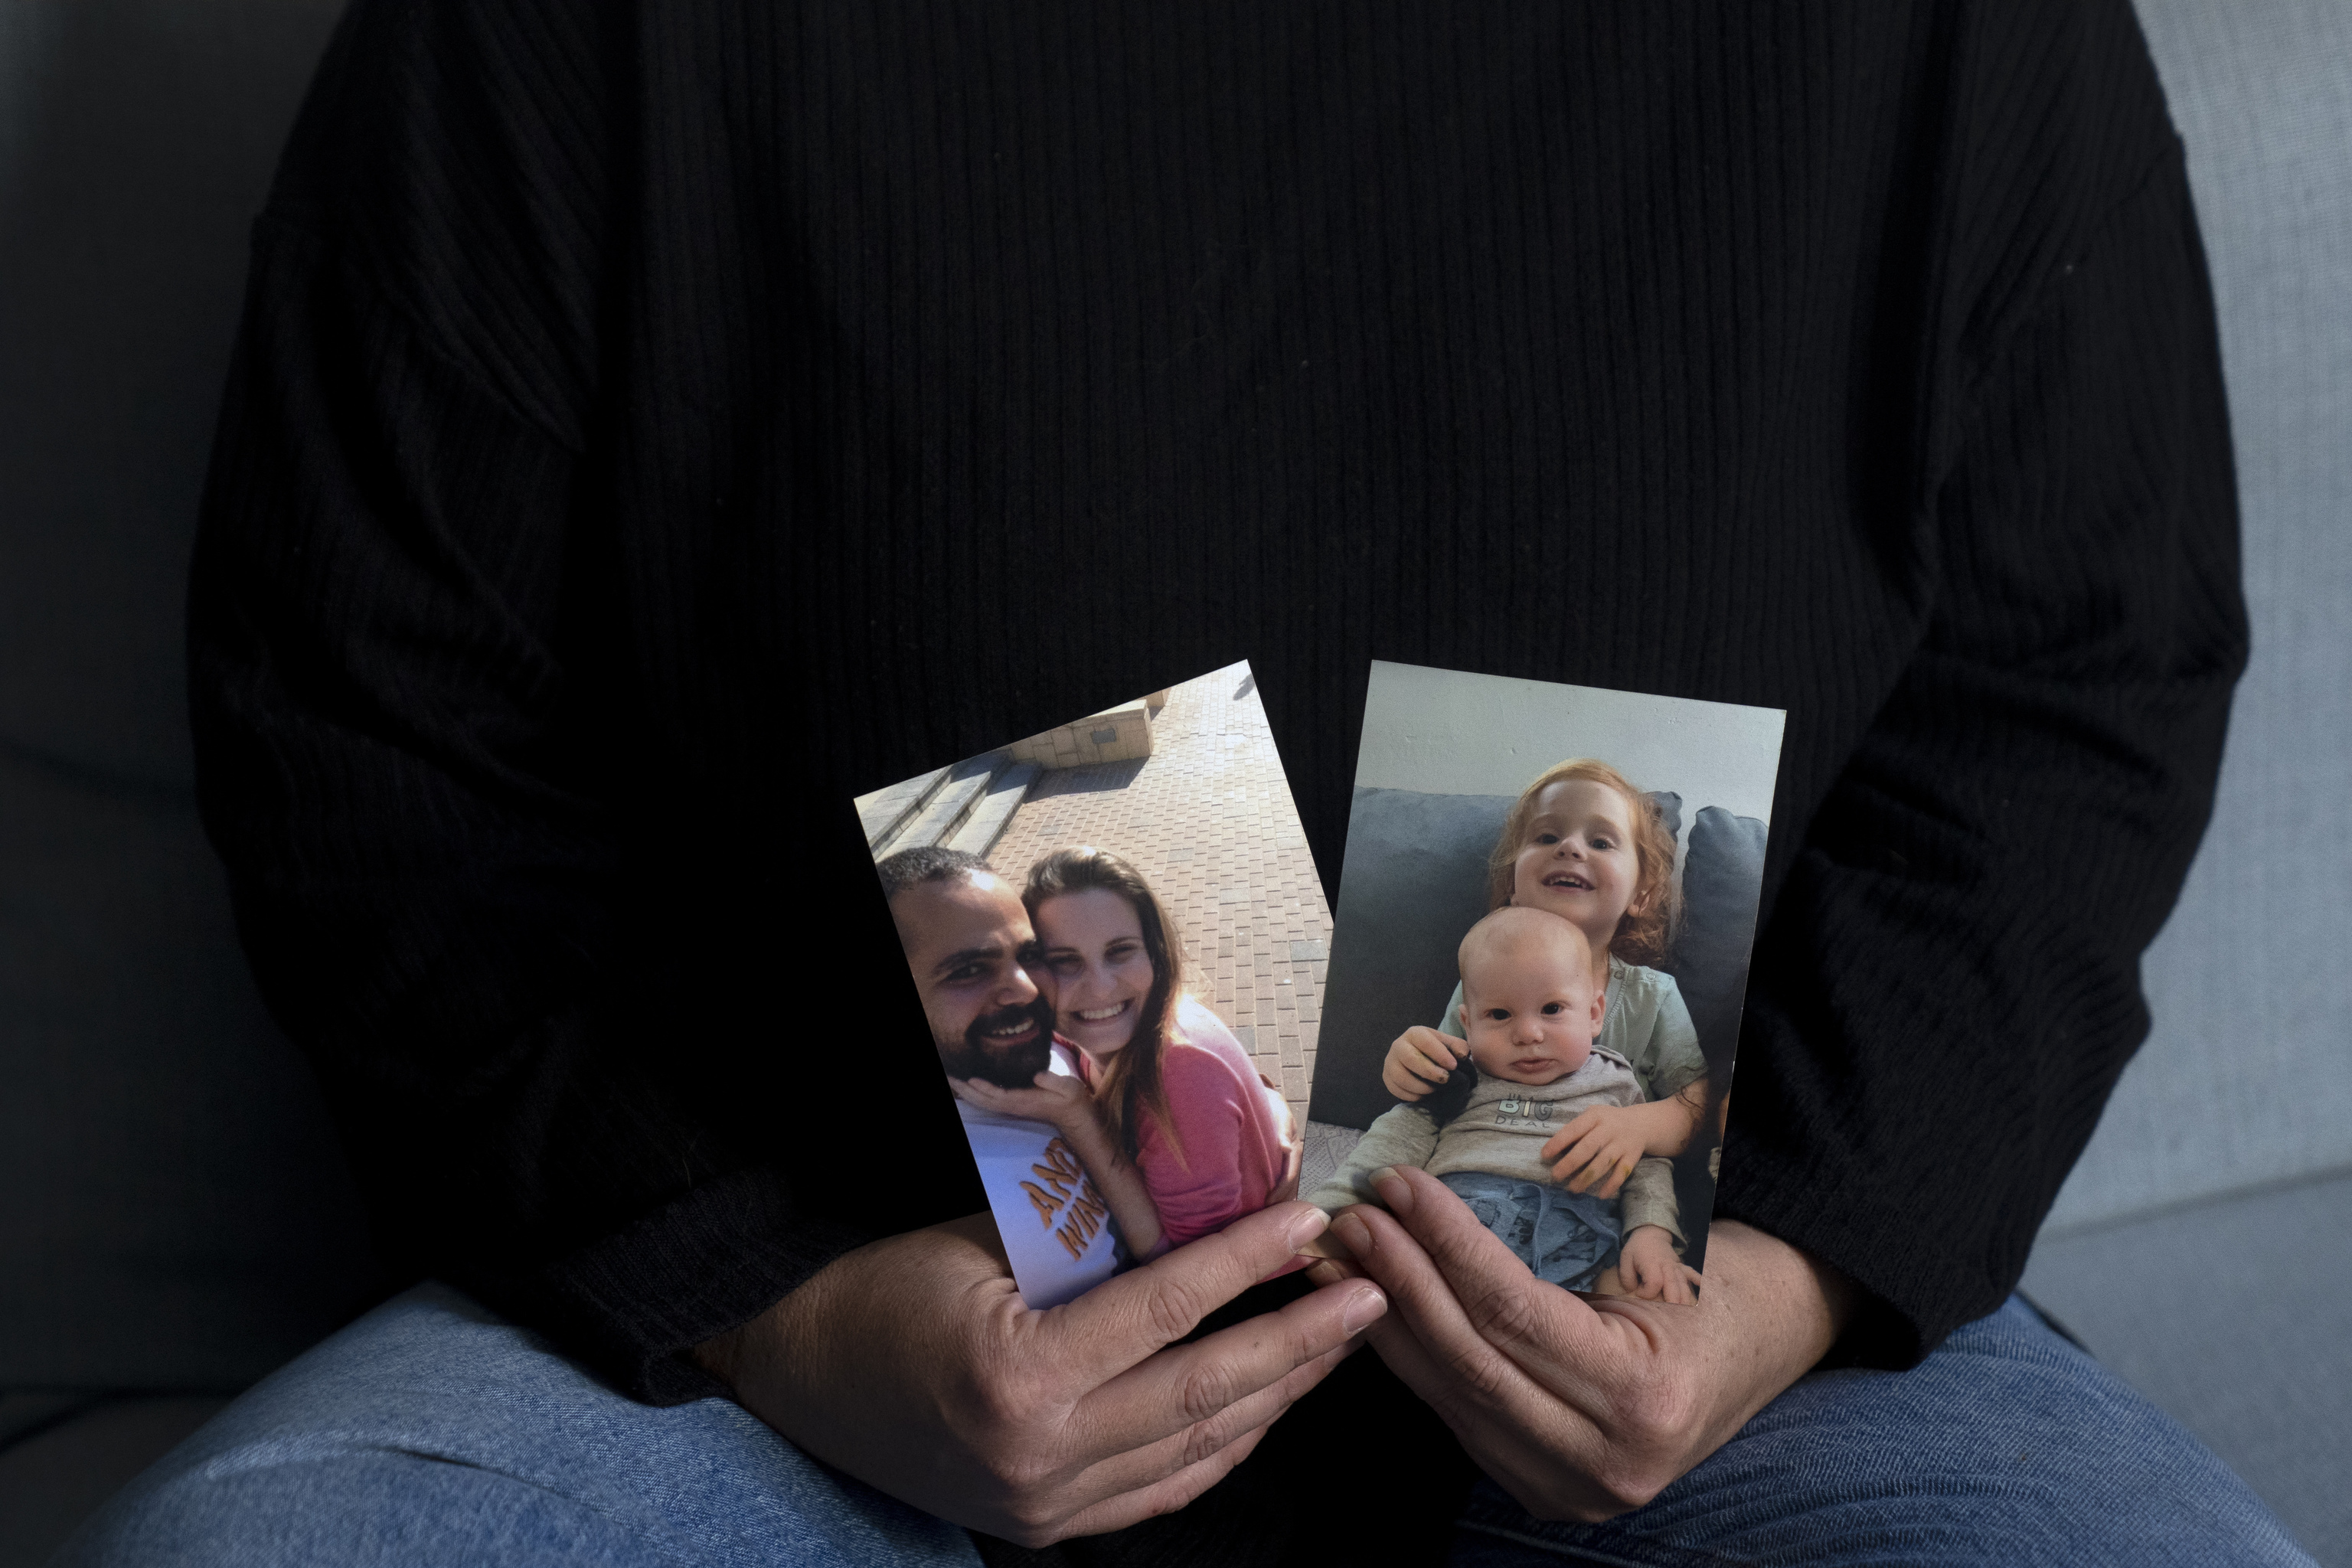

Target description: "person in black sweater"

left=65, top=0, right=2318, bottom=1563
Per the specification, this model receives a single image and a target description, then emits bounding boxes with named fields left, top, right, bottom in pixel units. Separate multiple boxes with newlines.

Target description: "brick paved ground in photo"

left=988, top=661, right=1330, bottom=1125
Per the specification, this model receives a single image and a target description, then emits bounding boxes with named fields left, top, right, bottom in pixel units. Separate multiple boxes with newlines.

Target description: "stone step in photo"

left=873, top=752, right=1004, bottom=860
left=946, top=761, right=1040, bottom=861
left=854, top=763, right=952, bottom=849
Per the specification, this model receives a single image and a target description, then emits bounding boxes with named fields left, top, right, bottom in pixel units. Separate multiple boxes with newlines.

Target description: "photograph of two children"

left=856, top=659, right=1783, bottom=1312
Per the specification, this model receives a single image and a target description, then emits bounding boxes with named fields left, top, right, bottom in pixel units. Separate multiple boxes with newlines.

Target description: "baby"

left=1307, top=906, right=1697, bottom=1300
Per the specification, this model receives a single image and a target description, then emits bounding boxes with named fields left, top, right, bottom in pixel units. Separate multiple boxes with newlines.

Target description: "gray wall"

left=2043, top=0, right=2352, bottom=1233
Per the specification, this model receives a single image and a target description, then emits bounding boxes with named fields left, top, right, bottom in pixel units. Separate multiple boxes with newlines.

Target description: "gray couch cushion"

left=1673, top=806, right=1768, bottom=1077
left=1314, top=789, right=1514, bottom=1131
left=2023, top=1172, right=2352, bottom=1566
left=0, top=753, right=381, bottom=1390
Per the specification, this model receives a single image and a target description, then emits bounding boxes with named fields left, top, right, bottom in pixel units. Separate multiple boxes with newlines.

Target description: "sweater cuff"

left=1710, top=1137, right=2007, bottom=1371
left=464, top=1168, right=880, bottom=1404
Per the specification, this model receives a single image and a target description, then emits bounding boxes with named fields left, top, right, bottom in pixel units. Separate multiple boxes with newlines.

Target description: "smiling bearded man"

left=880, top=845, right=1134, bottom=1306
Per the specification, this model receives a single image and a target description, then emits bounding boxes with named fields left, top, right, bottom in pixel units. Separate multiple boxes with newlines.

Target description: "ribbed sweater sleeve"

left=190, top=0, right=898, bottom=1403
left=1717, top=139, right=2245, bottom=1365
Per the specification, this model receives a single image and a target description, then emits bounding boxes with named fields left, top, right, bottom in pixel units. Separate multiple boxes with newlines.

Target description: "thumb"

left=1366, top=1167, right=1540, bottom=1312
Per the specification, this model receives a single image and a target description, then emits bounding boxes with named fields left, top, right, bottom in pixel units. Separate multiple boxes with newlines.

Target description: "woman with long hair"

left=1020, top=846, right=1300, bottom=1255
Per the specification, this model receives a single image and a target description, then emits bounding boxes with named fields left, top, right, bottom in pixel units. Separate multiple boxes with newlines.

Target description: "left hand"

left=1540, top=1103, right=1647, bottom=1198
left=951, top=1070, right=1096, bottom=1135
left=1615, top=1225, right=1701, bottom=1305
left=1311, top=1165, right=1851, bottom=1521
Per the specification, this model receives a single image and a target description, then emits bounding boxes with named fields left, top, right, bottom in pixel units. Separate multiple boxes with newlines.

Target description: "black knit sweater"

left=191, top=0, right=2241, bottom=1404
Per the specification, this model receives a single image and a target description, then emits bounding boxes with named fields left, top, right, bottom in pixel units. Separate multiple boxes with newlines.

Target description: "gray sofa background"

left=1, top=0, right=2344, bottom=1563
left=2014, top=5, right=2352, bottom=1559
left=0, top=4, right=381, bottom=1562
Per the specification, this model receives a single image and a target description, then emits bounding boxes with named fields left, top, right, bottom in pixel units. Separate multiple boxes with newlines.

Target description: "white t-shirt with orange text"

left=956, top=1041, right=1125, bottom=1308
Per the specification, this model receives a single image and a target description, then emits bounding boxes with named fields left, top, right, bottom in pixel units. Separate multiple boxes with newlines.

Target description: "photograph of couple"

left=1302, top=662, right=1785, bottom=1301
left=858, top=662, right=1321, bottom=1308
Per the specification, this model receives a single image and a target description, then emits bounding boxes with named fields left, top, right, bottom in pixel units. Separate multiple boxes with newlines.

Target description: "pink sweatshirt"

left=1078, top=995, right=1291, bottom=1251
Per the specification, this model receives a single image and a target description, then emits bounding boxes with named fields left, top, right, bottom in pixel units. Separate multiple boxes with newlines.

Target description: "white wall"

left=1351, top=661, right=1785, bottom=828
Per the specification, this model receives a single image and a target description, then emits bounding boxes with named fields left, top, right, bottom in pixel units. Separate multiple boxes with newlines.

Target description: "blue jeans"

left=1452, top=1296, right=2315, bottom=1567
left=55, top=1282, right=979, bottom=1568
left=1442, top=1171, right=1621, bottom=1291
left=59, top=1285, right=2313, bottom=1567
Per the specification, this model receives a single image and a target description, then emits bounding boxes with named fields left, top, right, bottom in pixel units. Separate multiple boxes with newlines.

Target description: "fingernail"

left=1342, top=1285, right=1387, bottom=1334
left=1287, top=1206, right=1331, bottom=1249
left=1332, top=1211, right=1372, bottom=1256
left=1370, top=1166, right=1412, bottom=1214
left=1305, top=1260, right=1344, bottom=1289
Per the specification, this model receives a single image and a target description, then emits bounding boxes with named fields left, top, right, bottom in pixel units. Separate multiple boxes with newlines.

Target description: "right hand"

left=1310, top=1168, right=1847, bottom=1524
left=695, top=1203, right=1387, bottom=1547
left=1382, top=1026, right=1467, bottom=1100
left=952, top=1070, right=1098, bottom=1137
